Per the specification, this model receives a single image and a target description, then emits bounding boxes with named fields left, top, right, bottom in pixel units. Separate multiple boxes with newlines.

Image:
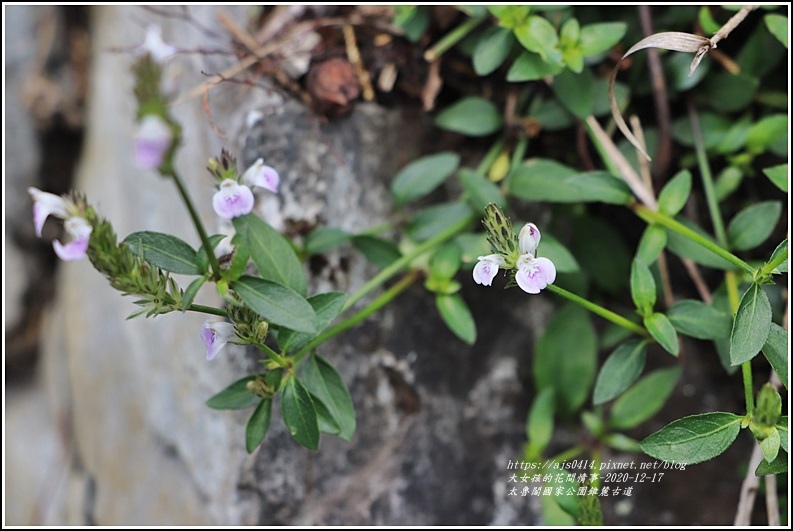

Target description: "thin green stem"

left=253, top=340, right=289, bottom=368
left=548, top=445, right=585, bottom=463
left=759, top=247, right=788, bottom=277
left=423, top=13, right=487, bottom=62
left=293, top=271, right=420, bottom=363
left=634, top=205, right=755, bottom=275
left=688, top=102, right=727, bottom=246
left=342, top=214, right=474, bottom=313
left=546, top=284, right=648, bottom=337
left=510, top=136, right=529, bottom=171
left=477, top=138, right=507, bottom=176
left=168, top=169, right=220, bottom=279
left=742, top=362, right=754, bottom=415
left=186, top=303, right=227, bottom=317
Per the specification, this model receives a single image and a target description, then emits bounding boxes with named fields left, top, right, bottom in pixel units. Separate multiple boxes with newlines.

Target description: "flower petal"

left=53, top=235, right=89, bottom=261
left=133, top=115, right=173, bottom=170
left=28, top=187, right=69, bottom=237
left=473, top=254, right=505, bottom=286
left=242, top=158, right=280, bottom=193
left=200, top=320, right=237, bottom=360
left=516, top=255, right=556, bottom=294
left=212, top=179, right=254, bottom=219
left=136, top=25, right=177, bottom=63
left=518, top=223, right=541, bottom=256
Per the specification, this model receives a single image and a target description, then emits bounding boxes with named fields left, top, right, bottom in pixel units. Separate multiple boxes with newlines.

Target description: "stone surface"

left=10, top=5, right=550, bottom=526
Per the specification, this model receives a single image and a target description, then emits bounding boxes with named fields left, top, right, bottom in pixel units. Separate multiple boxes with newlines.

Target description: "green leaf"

left=778, top=417, right=788, bottom=454
left=763, top=164, right=788, bottom=192
left=124, top=231, right=199, bottom=275
left=310, top=391, right=341, bottom=435
left=232, top=276, right=318, bottom=334
left=182, top=276, right=206, bottom=312
left=762, top=323, right=788, bottom=389
left=573, top=215, right=631, bottom=296
left=526, top=388, right=555, bottom=458
left=630, top=259, right=656, bottom=314
left=579, top=22, right=626, bottom=56
left=245, top=399, right=272, bottom=453
left=671, top=112, right=731, bottom=149
left=768, top=239, right=788, bottom=273
left=473, top=26, right=514, bottom=76
left=304, top=227, right=351, bottom=255
left=610, top=367, right=681, bottom=430
left=539, top=233, right=579, bottom=273
left=534, top=304, right=597, bottom=416
left=760, top=427, right=781, bottom=463
left=715, top=115, right=752, bottom=154
left=665, top=216, right=734, bottom=270
left=281, top=376, right=320, bottom=450
left=667, top=300, right=732, bottom=340
left=435, top=97, right=503, bottom=137
left=513, top=15, right=563, bottom=66
left=714, top=166, right=744, bottom=200
left=233, top=214, right=307, bottom=295
left=640, top=412, right=742, bottom=464
left=302, top=354, right=356, bottom=440
left=698, top=6, right=721, bottom=34
left=764, top=13, right=788, bottom=48
left=699, top=72, right=759, bottom=113
left=406, top=202, right=473, bottom=241
left=657, top=170, right=692, bottom=217
left=508, top=160, right=631, bottom=204
left=489, top=5, right=531, bottom=29
left=391, top=152, right=461, bottom=206
left=506, top=51, right=564, bottom=82
left=746, top=114, right=788, bottom=156
left=278, top=291, right=347, bottom=354
left=429, top=242, right=461, bottom=280
left=393, top=6, right=430, bottom=42
left=351, top=235, right=401, bottom=269
left=435, top=294, right=477, bottom=345
left=636, top=224, right=667, bottom=264
left=458, top=168, right=505, bottom=210
left=730, top=284, right=772, bottom=365
left=727, top=201, right=782, bottom=251
left=564, top=172, right=633, bottom=205
left=644, top=313, right=679, bottom=357
left=593, top=340, right=648, bottom=405
left=755, top=448, right=788, bottom=476
left=603, top=433, right=641, bottom=452
left=206, top=375, right=261, bottom=410
left=552, top=68, right=594, bottom=119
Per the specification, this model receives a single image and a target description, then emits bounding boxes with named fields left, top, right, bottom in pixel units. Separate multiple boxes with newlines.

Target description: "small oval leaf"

left=281, top=377, right=320, bottom=451
left=640, top=412, right=743, bottom=465
left=630, top=259, right=657, bottom=314
left=667, top=300, right=732, bottom=340
left=657, top=170, right=692, bottom=216
left=730, top=284, right=772, bottom=365
left=435, top=293, right=477, bottom=345
left=232, top=276, right=318, bottom=334
left=593, top=340, right=648, bottom=405
left=610, top=367, right=681, bottom=430
left=435, top=97, right=503, bottom=137
left=391, top=152, right=461, bottom=206
left=206, top=375, right=261, bottom=410
left=727, top=201, right=782, bottom=251
left=245, top=399, right=272, bottom=453
left=644, top=312, right=679, bottom=357
left=124, top=231, right=199, bottom=275
left=302, top=354, right=356, bottom=441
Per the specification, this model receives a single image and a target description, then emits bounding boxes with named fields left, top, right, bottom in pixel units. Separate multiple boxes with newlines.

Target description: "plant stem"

left=759, top=247, right=788, bottom=277
left=633, top=205, right=755, bottom=275
left=725, top=271, right=755, bottom=415
left=477, top=138, right=507, bottom=176
left=688, top=102, right=727, bottom=246
left=546, top=284, right=648, bottom=337
left=253, top=340, right=289, bottom=368
left=292, top=271, right=420, bottom=363
left=423, top=13, right=487, bottom=62
left=341, top=214, right=474, bottom=312
left=186, top=303, right=227, bottom=317
left=742, top=362, right=754, bottom=415
left=168, top=169, right=221, bottom=279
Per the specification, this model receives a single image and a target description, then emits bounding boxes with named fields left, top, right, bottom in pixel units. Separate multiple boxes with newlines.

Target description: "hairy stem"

left=169, top=169, right=221, bottom=279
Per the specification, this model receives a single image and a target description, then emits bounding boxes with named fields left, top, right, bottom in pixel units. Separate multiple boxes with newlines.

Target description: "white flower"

left=136, top=25, right=177, bottom=63
left=473, top=254, right=506, bottom=286
left=200, top=320, right=237, bottom=360
left=242, top=158, right=280, bottom=194
left=212, top=179, right=255, bottom=219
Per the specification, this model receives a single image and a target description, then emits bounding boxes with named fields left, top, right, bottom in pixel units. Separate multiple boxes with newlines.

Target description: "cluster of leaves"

left=389, top=5, right=788, bottom=524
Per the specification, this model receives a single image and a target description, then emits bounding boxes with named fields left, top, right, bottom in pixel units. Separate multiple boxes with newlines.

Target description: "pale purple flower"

left=473, top=254, right=506, bottom=286
left=133, top=115, right=172, bottom=170
left=518, top=222, right=541, bottom=256
left=28, top=187, right=69, bottom=237
left=213, top=179, right=255, bottom=219
left=242, top=158, right=280, bottom=193
left=200, top=320, right=237, bottom=360
left=515, top=254, right=556, bottom=294
left=28, top=187, right=92, bottom=261
left=53, top=217, right=92, bottom=261
left=136, top=25, right=177, bottom=63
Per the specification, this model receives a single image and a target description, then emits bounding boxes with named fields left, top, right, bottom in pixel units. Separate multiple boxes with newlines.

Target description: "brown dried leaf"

left=610, top=32, right=711, bottom=161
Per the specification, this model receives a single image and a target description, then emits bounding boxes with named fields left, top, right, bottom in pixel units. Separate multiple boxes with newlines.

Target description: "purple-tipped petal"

left=518, top=223, right=541, bottom=256
left=515, top=255, right=556, bottom=294
left=212, top=179, right=254, bottom=219
left=53, top=236, right=89, bottom=261
left=134, top=115, right=173, bottom=170
left=473, top=254, right=505, bottom=286
left=28, top=187, right=69, bottom=237
left=242, top=158, right=280, bottom=193
left=201, top=320, right=237, bottom=360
